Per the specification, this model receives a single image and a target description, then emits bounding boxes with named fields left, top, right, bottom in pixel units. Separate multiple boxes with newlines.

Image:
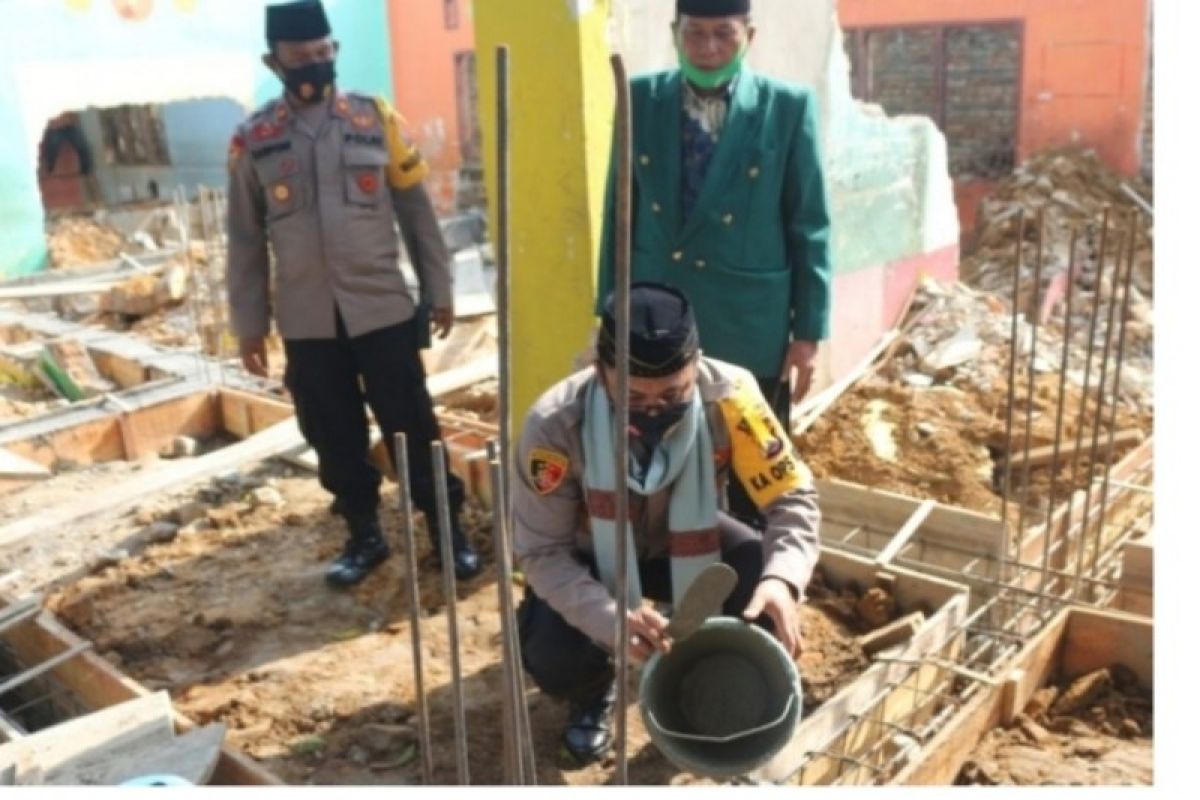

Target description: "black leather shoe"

left=326, top=516, right=390, bottom=587
left=562, top=682, right=616, bottom=765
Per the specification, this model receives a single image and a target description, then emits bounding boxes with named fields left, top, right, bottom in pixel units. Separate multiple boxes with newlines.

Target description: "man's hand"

left=627, top=605, right=672, bottom=663
left=240, top=337, right=269, bottom=377
left=432, top=306, right=455, bottom=340
left=780, top=340, right=818, bottom=403
left=744, top=577, right=803, bottom=658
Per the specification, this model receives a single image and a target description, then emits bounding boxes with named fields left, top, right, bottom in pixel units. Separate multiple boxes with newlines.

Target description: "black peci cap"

left=597, top=282, right=700, bottom=378
left=266, top=0, right=332, bottom=45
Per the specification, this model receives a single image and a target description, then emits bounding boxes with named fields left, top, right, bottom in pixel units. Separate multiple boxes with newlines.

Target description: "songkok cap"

left=266, top=1, right=331, bottom=45
left=597, top=282, right=700, bottom=378
left=677, top=0, right=750, bottom=18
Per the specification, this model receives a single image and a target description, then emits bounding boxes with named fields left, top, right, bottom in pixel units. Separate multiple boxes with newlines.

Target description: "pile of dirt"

left=438, top=379, right=498, bottom=425
left=798, top=279, right=1152, bottom=517
left=43, top=468, right=888, bottom=786
left=958, top=665, right=1152, bottom=785
left=962, top=148, right=1153, bottom=301
left=46, top=217, right=131, bottom=268
left=0, top=385, right=57, bottom=425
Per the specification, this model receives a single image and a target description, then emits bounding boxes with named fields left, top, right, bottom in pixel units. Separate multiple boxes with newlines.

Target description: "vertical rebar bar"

left=1037, top=227, right=1080, bottom=601
left=1089, top=216, right=1140, bottom=578
left=1067, top=208, right=1113, bottom=598
left=1075, top=221, right=1128, bottom=599
left=488, top=454, right=521, bottom=784
left=432, top=441, right=469, bottom=784
left=496, top=44, right=513, bottom=519
left=999, top=210, right=1025, bottom=580
left=395, top=433, right=435, bottom=784
left=1013, top=210, right=1045, bottom=571
left=610, top=52, right=634, bottom=787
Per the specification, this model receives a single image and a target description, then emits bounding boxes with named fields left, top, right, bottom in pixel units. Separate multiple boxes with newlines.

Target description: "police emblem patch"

left=356, top=172, right=379, bottom=194
left=529, top=448, right=569, bottom=495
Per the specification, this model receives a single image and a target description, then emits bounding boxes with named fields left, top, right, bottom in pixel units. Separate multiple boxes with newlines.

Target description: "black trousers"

left=517, top=512, right=770, bottom=706
left=726, top=375, right=792, bottom=528
left=283, top=314, right=465, bottom=523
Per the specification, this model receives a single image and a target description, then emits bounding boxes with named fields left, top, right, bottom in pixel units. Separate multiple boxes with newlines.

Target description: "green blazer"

left=597, top=67, right=832, bottom=379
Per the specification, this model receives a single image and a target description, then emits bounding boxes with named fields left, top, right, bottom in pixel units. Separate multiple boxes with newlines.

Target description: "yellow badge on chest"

left=717, top=380, right=812, bottom=509
left=271, top=182, right=291, bottom=203
left=529, top=448, right=569, bottom=496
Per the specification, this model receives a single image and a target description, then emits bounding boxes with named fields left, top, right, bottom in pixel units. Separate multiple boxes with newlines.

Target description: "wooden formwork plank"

left=750, top=547, right=970, bottom=785
left=0, top=609, right=279, bottom=785
left=893, top=606, right=1152, bottom=785
left=1114, top=538, right=1152, bottom=617
left=893, top=610, right=1069, bottom=785
left=4, top=391, right=221, bottom=468
left=217, top=389, right=295, bottom=440
left=0, top=419, right=300, bottom=549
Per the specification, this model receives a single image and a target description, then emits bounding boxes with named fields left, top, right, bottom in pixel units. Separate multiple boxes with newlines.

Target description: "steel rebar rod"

left=1013, top=211, right=1046, bottom=568
left=1089, top=216, right=1141, bottom=578
left=610, top=52, right=634, bottom=787
left=488, top=455, right=522, bottom=784
left=1037, top=226, right=1081, bottom=602
left=1075, top=219, right=1130, bottom=598
left=432, top=441, right=470, bottom=784
left=1067, top=208, right=1113, bottom=597
left=999, top=210, right=1026, bottom=567
left=394, top=433, right=435, bottom=785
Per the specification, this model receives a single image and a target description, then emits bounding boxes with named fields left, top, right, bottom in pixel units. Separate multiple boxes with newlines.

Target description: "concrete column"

left=474, top=0, right=615, bottom=426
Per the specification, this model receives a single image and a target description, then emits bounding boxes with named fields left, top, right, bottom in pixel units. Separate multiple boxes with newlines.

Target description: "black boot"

left=563, top=681, right=616, bottom=766
left=325, top=513, right=391, bottom=587
left=428, top=512, right=482, bottom=581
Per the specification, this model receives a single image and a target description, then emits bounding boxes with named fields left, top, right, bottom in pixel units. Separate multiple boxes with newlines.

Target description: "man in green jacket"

left=596, top=0, right=831, bottom=453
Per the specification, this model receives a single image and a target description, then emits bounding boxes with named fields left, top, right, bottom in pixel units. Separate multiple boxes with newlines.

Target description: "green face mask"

left=677, top=43, right=747, bottom=89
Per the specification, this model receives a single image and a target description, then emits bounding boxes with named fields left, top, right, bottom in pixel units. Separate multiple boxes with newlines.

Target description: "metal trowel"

left=665, top=562, right=739, bottom=641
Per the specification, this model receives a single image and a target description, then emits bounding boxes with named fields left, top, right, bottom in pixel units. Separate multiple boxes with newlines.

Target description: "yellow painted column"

left=474, top=0, right=615, bottom=430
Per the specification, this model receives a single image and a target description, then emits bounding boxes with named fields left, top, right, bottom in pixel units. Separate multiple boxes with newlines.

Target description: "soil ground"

left=31, top=467, right=889, bottom=786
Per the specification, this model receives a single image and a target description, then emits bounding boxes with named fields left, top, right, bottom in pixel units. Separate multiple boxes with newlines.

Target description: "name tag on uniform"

left=344, top=132, right=384, bottom=147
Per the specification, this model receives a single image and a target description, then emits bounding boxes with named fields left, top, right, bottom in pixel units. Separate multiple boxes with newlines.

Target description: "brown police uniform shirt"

left=226, top=91, right=451, bottom=340
left=514, top=357, right=822, bottom=649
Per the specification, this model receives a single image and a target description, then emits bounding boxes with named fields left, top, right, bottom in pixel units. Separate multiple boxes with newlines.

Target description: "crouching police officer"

left=513, top=282, right=821, bottom=764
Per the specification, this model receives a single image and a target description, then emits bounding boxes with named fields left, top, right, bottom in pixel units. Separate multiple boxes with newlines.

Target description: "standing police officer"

left=226, top=0, right=481, bottom=586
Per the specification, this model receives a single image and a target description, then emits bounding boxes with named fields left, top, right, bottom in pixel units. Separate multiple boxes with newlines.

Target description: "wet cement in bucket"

left=679, top=652, right=768, bottom=737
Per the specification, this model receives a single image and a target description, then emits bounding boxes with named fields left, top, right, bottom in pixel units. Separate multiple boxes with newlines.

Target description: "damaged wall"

left=609, top=0, right=959, bottom=388
left=0, top=0, right=393, bottom=279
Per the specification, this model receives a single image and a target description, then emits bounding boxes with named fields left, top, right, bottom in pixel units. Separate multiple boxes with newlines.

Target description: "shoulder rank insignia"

left=529, top=448, right=569, bottom=495
left=227, top=133, right=245, bottom=171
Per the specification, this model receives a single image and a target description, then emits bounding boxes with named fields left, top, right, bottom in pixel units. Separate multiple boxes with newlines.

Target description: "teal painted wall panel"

left=0, top=0, right=392, bottom=279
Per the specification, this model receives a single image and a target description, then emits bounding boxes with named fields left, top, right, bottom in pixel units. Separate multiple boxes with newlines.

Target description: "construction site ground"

left=18, top=468, right=879, bottom=786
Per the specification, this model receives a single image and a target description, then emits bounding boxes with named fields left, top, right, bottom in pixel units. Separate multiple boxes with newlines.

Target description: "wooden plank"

left=217, top=389, right=295, bottom=440
left=894, top=609, right=1069, bottom=785
left=0, top=418, right=301, bottom=549
left=0, top=692, right=174, bottom=785
left=42, top=722, right=226, bottom=786
left=1061, top=608, right=1153, bottom=687
left=1005, top=428, right=1144, bottom=471
left=858, top=611, right=925, bottom=656
left=874, top=500, right=936, bottom=568
left=0, top=596, right=42, bottom=634
left=0, top=447, right=50, bottom=480
left=0, top=610, right=279, bottom=785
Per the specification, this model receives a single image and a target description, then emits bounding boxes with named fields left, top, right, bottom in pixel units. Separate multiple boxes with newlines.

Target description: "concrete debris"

left=174, top=502, right=207, bottom=527
left=46, top=216, right=134, bottom=268
left=142, top=521, right=181, bottom=545
left=101, top=265, right=190, bottom=318
left=250, top=486, right=286, bottom=509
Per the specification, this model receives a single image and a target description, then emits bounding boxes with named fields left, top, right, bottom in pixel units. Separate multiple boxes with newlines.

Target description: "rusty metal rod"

left=432, top=441, right=470, bottom=784
left=1013, top=210, right=1045, bottom=569
left=1089, top=215, right=1140, bottom=578
left=1075, top=219, right=1129, bottom=598
left=610, top=52, right=634, bottom=786
left=1067, top=207, right=1113, bottom=598
left=999, top=210, right=1025, bottom=579
left=395, top=433, right=435, bottom=784
left=1037, top=226, right=1080, bottom=602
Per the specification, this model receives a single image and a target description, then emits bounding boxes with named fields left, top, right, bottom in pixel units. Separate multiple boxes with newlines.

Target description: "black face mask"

left=280, top=60, right=336, bottom=104
left=629, top=403, right=690, bottom=451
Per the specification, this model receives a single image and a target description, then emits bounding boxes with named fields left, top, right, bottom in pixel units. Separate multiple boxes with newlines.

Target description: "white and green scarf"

left=582, top=378, right=720, bottom=609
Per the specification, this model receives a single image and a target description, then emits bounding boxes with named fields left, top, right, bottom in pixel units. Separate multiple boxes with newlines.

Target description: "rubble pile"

left=46, top=216, right=133, bottom=268
left=962, top=148, right=1154, bottom=305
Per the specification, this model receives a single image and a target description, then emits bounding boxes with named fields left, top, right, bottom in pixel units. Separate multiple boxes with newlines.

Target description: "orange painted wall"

left=839, top=0, right=1151, bottom=178
left=387, top=0, right=476, bottom=213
